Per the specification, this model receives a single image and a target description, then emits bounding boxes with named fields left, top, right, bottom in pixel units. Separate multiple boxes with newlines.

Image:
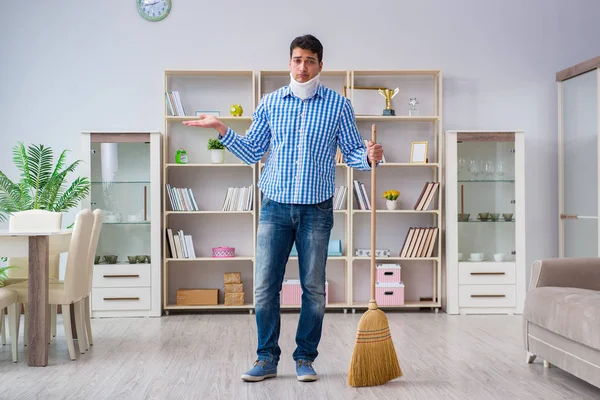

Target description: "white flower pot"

left=210, top=149, right=224, bottom=164
left=386, top=199, right=398, bottom=210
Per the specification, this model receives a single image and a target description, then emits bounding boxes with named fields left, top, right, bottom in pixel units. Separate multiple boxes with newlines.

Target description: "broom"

left=348, top=124, right=403, bottom=387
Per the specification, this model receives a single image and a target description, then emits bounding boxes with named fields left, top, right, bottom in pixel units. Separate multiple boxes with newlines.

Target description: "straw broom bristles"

left=347, top=300, right=402, bottom=387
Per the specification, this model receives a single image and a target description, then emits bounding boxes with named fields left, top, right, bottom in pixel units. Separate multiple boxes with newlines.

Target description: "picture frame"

left=410, top=141, right=428, bottom=163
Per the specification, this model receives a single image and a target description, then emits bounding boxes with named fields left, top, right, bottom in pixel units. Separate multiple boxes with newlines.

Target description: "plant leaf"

left=27, top=144, right=54, bottom=208
left=0, top=170, right=30, bottom=212
left=37, top=158, right=81, bottom=210
left=53, top=177, right=91, bottom=212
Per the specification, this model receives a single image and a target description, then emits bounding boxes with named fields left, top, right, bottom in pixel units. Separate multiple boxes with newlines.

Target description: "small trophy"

left=409, top=98, right=419, bottom=116
left=378, top=87, right=399, bottom=116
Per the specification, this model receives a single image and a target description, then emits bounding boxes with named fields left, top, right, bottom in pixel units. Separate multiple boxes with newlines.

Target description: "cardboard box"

left=224, top=283, right=244, bottom=293
left=224, top=292, right=245, bottom=306
left=224, top=272, right=241, bottom=284
left=176, top=289, right=219, bottom=306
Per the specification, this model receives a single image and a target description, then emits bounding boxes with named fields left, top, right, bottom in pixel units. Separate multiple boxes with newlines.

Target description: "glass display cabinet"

left=444, top=130, right=525, bottom=315
left=81, top=131, right=162, bottom=318
left=557, top=58, right=600, bottom=258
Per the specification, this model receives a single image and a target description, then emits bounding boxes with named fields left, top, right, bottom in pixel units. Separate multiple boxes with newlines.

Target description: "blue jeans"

left=254, top=195, right=333, bottom=365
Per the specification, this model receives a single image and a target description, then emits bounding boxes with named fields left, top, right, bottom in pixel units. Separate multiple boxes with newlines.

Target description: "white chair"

left=82, top=209, right=103, bottom=349
left=0, top=288, right=18, bottom=362
left=9, top=209, right=94, bottom=360
left=2, top=210, right=62, bottom=345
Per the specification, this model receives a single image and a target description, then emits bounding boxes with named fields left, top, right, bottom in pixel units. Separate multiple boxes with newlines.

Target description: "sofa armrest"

left=529, top=257, right=600, bottom=291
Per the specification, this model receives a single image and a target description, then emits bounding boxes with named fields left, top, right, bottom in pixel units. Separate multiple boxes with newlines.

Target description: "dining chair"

left=9, top=209, right=94, bottom=360
left=0, top=287, right=18, bottom=362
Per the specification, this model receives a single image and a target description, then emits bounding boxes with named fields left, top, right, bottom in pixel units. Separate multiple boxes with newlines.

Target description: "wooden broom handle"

left=371, top=124, right=377, bottom=301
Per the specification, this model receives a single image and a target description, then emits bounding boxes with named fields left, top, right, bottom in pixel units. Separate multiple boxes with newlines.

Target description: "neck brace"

left=289, top=73, right=320, bottom=100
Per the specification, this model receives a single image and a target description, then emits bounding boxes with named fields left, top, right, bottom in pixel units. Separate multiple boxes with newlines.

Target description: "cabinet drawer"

left=459, top=284, right=516, bottom=307
left=93, top=264, right=151, bottom=288
left=92, top=287, right=151, bottom=311
left=458, top=262, right=515, bottom=285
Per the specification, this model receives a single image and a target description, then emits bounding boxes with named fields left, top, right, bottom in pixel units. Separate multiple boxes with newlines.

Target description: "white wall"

left=1, top=0, right=600, bottom=281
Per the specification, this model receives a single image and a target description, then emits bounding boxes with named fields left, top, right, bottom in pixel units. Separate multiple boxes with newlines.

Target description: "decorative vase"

left=210, top=149, right=225, bottom=164
left=386, top=199, right=398, bottom=210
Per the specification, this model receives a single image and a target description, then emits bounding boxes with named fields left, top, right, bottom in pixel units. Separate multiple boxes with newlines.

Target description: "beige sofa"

left=523, top=257, right=600, bottom=389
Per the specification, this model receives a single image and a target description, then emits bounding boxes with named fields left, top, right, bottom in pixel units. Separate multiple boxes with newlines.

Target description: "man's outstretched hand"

left=183, top=115, right=228, bottom=136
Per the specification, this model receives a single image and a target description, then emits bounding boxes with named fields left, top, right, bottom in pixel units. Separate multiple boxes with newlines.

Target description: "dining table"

left=0, top=229, right=72, bottom=366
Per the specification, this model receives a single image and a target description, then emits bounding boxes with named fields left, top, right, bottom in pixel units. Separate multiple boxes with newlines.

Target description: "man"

left=183, top=34, right=383, bottom=382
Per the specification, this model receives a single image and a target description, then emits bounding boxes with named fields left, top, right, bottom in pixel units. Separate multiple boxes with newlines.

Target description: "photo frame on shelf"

left=195, top=110, right=220, bottom=117
left=410, top=141, right=428, bottom=163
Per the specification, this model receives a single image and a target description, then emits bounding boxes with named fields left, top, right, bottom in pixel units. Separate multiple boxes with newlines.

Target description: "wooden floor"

left=0, top=311, right=599, bottom=399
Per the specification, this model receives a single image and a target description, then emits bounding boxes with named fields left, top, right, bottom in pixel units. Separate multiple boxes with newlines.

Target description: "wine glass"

left=496, top=159, right=506, bottom=178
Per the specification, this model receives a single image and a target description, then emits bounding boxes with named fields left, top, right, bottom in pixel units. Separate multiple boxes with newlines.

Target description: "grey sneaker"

left=241, top=359, right=277, bottom=382
left=296, top=359, right=318, bottom=382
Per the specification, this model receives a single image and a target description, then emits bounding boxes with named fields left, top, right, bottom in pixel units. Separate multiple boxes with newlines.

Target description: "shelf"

left=352, top=301, right=440, bottom=308
left=166, top=257, right=254, bottom=262
left=259, top=162, right=346, bottom=168
left=352, top=210, right=439, bottom=214
left=103, top=222, right=151, bottom=225
left=352, top=70, right=441, bottom=76
left=459, top=220, right=515, bottom=223
left=282, top=302, right=349, bottom=309
left=165, top=304, right=254, bottom=310
left=378, top=163, right=440, bottom=168
left=166, top=116, right=253, bottom=123
left=288, top=256, right=347, bottom=261
left=165, top=70, right=254, bottom=77
left=355, top=116, right=438, bottom=122
left=458, top=179, right=515, bottom=183
left=166, top=211, right=253, bottom=215
left=166, top=163, right=253, bottom=168
left=352, top=257, right=440, bottom=261
left=91, top=181, right=150, bottom=184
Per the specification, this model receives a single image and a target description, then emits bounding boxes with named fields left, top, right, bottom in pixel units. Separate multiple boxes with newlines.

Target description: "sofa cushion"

left=524, top=287, right=600, bottom=351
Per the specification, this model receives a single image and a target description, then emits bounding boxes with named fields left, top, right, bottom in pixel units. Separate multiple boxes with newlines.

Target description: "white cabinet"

left=81, top=131, right=163, bottom=318
left=444, top=131, right=526, bottom=315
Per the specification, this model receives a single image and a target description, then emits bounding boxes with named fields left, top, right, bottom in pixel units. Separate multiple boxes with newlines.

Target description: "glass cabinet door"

left=560, top=69, right=599, bottom=257
left=90, top=138, right=152, bottom=265
left=456, top=134, right=516, bottom=262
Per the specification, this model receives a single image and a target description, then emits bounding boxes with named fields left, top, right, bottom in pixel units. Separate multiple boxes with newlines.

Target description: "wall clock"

left=137, top=0, right=171, bottom=22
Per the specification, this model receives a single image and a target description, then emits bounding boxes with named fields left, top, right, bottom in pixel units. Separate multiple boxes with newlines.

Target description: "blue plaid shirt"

left=219, top=83, right=371, bottom=204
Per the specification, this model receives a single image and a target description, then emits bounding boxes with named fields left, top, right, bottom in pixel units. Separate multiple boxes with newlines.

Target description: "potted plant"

left=382, top=189, right=400, bottom=210
left=208, top=138, right=225, bottom=164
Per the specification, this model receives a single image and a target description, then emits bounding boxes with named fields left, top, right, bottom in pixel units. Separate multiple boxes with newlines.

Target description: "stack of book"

left=353, top=180, right=371, bottom=210
left=222, top=185, right=254, bottom=211
left=165, top=90, right=186, bottom=116
left=166, top=184, right=199, bottom=211
left=333, top=186, right=347, bottom=210
left=413, top=182, right=439, bottom=211
left=399, top=227, right=438, bottom=258
left=166, top=228, right=196, bottom=259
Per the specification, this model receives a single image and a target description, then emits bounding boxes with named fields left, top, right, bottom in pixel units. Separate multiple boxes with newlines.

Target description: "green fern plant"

left=0, top=142, right=91, bottom=223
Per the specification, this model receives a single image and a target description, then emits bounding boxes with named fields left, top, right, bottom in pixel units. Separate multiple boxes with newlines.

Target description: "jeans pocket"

left=315, top=197, right=333, bottom=212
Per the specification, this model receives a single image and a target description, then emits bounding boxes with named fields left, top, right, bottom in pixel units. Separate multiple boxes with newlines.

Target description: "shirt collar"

left=283, top=83, right=325, bottom=100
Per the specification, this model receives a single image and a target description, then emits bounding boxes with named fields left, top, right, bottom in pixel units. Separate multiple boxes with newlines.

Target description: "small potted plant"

left=382, top=189, right=400, bottom=210
left=208, top=138, right=225, bottom=164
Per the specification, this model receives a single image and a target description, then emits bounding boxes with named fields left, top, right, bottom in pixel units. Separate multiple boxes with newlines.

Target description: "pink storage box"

left=281, top=279, right=329, bottom=305
left=375, top=282, right=405, bottom=306
left=212, top=247, right=235, bottom=258
left=376, top=263, right=401, bottom=283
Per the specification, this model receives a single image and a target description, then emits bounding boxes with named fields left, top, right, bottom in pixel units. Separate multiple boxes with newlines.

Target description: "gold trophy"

left=378, top=87, right=399, bottom=116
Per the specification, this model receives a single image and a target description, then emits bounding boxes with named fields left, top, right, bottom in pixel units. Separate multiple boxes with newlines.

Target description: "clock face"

left=137, top=0, right=171, bottom=22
